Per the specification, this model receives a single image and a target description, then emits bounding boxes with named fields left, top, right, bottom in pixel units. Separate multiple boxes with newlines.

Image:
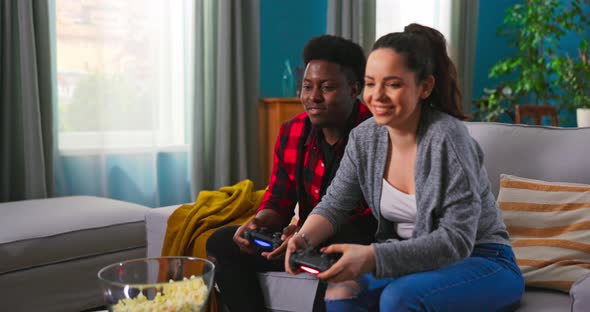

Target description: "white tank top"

left=380, top=178, right=417, bottom=239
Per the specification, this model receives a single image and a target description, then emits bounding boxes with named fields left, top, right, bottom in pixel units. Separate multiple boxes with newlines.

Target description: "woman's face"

left=300, top=60, right=358, bottom=128
left=363, top=48, right=433, bottom=129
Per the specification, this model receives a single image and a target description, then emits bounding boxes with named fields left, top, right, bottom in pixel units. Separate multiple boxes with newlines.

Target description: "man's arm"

left=256, top=123, right=299, bottom=229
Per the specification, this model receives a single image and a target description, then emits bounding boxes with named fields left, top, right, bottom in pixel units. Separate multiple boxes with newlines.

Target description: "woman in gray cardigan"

left=285, top=24, right=524, bottom=311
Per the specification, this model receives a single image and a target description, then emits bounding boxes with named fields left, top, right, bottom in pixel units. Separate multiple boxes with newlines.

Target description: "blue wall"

left=260, top=0, right=327, bottom=98
left=259, top=0, right=519, bottom=102
left=257, top=0, right=588, bottom=124
left=472, top=0, right=520, bottom=103
left=473, top=0, right=590, bottom=126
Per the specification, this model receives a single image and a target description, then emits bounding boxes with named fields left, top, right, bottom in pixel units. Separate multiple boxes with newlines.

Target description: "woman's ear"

left=420, top=75, right=435, bottom=99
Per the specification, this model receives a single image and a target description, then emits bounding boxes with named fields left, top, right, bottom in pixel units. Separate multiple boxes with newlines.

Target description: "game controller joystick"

left=289, top=248, right=341, bottom=275
left=243, top=228, right=283, bottom=251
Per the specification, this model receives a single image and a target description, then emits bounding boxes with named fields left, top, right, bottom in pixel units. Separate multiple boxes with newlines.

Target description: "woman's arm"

left=308, top=129, right=367, bottom=232
left=284, top=128, right=371, bottom=274
left=316, top=243, right=376, bottom=282
left=294, top=214, right=335, bottom=247
left=285, top=215, right=378, bottom=282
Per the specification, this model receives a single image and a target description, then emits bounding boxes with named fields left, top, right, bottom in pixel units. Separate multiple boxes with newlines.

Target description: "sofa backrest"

left=464, top=122, right=590, bottom=197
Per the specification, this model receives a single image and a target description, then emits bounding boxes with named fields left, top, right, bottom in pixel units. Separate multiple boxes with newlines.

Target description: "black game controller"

left=289, top=248, right=342, bottom=275
left=243, top=228, right=283, bottom=251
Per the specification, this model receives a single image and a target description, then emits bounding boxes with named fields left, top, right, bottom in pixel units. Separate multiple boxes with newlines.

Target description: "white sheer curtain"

left=53, top=0, right=260, bottom=206
left=376, top=0, right=453, bottom=40
left=327, top=0, right=376, bottom=53
left=54, top=0, right=194, bottom=207
left=375, top=0, right=479, bottom=114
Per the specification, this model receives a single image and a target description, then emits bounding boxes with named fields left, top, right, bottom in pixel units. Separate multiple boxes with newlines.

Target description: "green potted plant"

left=475, top=0, right=590, bottom=123
left=554, top=40, right=590, bottom=127
left=472, top=86, right=516, bottom=122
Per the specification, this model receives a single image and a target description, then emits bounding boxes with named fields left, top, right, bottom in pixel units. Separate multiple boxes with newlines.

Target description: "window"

left=375, top=0, right=452, bottom=43
left=55, top=0, right=193, bottom=151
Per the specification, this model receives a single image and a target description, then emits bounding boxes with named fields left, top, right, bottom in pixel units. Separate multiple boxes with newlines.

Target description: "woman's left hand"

left=261, top=224, right=299, bottom=260
left=317, top=244, right=376, bottom=283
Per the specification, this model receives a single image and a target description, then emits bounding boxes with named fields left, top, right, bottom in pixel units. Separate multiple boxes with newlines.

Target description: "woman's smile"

left=371, top=105, right=395, bottom=116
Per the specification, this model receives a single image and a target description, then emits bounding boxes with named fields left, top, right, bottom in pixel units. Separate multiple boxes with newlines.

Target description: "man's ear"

left=420, top=75, right=435, bottom=99
left=351, top=81, right=361, bottom=98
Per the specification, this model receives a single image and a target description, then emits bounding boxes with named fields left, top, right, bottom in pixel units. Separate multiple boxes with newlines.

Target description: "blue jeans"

left=325, top=244, right=524, bottom=312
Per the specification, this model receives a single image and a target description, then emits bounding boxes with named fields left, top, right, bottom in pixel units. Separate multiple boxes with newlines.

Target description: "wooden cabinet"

left=258, top=98, right=303, bottom=186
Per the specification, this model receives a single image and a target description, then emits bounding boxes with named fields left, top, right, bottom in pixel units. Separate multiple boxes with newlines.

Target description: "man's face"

left=300, top=60, right=359, bottom=128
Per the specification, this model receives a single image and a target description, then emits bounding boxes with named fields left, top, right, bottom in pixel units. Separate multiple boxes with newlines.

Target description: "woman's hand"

left=316, top=244, right=376, bottom=283
left=284, top=232, right=310, bottom=274
left=261, top=224, right=299, bottom=260
left=284, top=214, right=336, bottom=273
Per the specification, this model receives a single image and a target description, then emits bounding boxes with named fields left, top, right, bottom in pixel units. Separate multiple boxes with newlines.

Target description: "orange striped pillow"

left=498, top=174, right=590, bottom=292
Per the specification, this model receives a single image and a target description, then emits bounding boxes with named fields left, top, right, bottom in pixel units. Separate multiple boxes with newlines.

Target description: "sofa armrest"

left=571, top=274, right=590, bottom=312
left=145, top=205, right=181, bottom=258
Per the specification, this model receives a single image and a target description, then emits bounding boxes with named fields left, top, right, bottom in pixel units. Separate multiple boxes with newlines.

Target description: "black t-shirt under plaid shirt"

left=257, top=100, right=373, bottom=226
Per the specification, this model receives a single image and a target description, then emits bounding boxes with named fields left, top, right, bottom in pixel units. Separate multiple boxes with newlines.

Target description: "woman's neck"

left=387, top=105, right=421, bottom=147
left=387, top=128, right=417, bottom=149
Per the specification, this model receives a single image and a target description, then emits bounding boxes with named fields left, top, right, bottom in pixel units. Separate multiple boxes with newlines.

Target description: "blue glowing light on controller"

left=253, top=239, right=272, bottom=248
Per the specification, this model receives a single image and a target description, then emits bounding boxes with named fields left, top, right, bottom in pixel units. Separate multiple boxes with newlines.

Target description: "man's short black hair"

left=302, top=35, right=366, bottom=88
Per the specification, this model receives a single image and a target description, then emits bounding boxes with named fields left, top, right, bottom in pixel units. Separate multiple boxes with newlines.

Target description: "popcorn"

left=112, top=276, right=209, bottom=312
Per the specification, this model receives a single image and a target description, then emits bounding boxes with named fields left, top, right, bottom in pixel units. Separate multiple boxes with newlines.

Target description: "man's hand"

left=316, top=244, right=376, bottom=283
left=233, top=209, right=287, bottom=254
left=233, top=218, right=258, bottom=254
left=261, top=224, right=298, bottom=260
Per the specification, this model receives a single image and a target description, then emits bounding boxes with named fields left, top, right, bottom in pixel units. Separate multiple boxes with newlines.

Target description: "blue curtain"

left=190, top=0, right=261, bottom=196
left=0, top=0, right=56, bottom=202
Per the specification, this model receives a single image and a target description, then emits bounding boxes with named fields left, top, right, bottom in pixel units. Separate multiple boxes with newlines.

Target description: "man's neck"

left=322, top=127, right=343, bottom=145
left=321, top=99, right=357, bottom=145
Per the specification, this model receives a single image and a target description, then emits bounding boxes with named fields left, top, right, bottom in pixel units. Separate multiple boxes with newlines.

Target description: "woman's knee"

left=379, top=278, right=425, bottom=311
left=325, top=281, right=361, bottom=300
left=324, top=281, right=367, bottom=312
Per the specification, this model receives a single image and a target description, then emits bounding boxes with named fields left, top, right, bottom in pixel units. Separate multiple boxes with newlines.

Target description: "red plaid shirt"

left=258, top=100, right=372, bottom=227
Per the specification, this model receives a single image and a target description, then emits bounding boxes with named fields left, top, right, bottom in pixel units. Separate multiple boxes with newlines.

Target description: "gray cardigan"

left=310, top=106, right=510, bottom=278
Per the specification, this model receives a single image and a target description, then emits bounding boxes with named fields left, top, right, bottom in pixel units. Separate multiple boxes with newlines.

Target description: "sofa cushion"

left=516, top=288, right=572, bottom=312
left=497, top=174, right=590, bottom=292
left=0, top=248, right=145, bottom=312
left=0, top=196, right=149, bottom=274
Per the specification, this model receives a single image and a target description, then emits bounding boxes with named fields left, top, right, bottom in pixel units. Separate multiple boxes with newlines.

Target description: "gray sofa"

left=146, top=121, right=590, bottom=311
left=0, top=196, right=150, bottom=312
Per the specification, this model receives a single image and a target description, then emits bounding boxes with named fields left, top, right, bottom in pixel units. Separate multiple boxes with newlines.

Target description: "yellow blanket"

left=161, top=179, right=265, bottom=312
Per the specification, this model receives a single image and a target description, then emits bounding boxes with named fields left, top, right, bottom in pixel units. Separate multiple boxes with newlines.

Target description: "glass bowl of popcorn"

left=98, top=256, right=215, bottom=312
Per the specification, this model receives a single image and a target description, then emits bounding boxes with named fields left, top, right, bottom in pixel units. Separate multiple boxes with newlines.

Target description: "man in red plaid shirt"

left=207, top=35, right=376, bottom=312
